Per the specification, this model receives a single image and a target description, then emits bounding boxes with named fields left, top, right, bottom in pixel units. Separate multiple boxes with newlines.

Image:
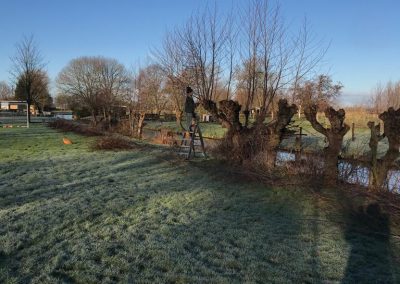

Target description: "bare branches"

left=135, top=64, right=169, bottom=114
left=9, top=35, right=46, bottom=122
left=10, top=35, right=45, bottom=83
left=57, top=56, right=131, bottom=124
left=296, top=75, right=342, bottom=111
left=236, top=0, right=326, bottom=126
left=370, top=81, right=400, bottom=113
left=0, top=81, right=13, bottom=100
left=156, top=4, right=233, bottom=103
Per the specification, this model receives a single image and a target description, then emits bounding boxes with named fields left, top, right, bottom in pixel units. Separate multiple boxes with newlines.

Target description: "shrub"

left=92, top=136, right=136, bottom=151
left=48, top=119, right=103, bottom=136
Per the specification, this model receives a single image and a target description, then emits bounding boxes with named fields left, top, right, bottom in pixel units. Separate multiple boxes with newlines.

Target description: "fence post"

left=352, top=122, right=355, bottom=141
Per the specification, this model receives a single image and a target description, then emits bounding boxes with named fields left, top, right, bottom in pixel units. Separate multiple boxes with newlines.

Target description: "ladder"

left=177, top=122, right=207, bottom=159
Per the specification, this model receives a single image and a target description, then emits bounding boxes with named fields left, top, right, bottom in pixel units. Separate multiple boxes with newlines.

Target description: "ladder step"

left=180, top=144, right=201, bottom=148
left=177, top=124, right=206, bottom=159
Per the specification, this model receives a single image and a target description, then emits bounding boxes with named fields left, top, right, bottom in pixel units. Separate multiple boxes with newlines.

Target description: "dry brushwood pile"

left=92, top=136, right=137, bottom=151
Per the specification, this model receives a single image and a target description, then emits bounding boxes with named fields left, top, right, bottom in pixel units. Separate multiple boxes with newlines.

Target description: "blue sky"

left=0, top=0, right=399, bottom=105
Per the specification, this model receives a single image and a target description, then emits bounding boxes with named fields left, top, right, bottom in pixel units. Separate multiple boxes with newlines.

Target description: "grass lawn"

left=1, top=125, right=400, bottom=283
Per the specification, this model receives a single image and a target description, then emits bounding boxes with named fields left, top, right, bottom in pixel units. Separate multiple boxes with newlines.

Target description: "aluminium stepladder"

left=177, top=122, right=207, bottom=159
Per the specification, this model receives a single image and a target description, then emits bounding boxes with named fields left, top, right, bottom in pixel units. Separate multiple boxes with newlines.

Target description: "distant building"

left=0, top=101, right=36, bottom=114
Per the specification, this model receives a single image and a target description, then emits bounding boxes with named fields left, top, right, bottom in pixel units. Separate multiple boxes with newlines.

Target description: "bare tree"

left=0, top=81, right=13, bottom=100
left=296, top=74, right=342, bottom=117
left=57, top=57, right=101, bottom=124
left=137, top=64, right=168, bottom=115
left=369, top=81, right=400, bottom=113
left=156, top=3, right=234, bottom=100
left=122, top=68, right=146, bottom=138
left=163, top=77, right=186, bottom=128
left=157, top=0, right=324, bottom=164
left=54, top=93, right=71, bottom=110
left=10, top=35, right=46, bottom=124
left=57, top=56, right=130, bottom=126
left=97, top=58, right=131, bottom=127
left=369, top=83, right=385, bottom=114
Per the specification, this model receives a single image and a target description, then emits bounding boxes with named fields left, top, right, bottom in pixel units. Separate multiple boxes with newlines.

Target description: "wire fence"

left=0, top=112, right=55, bottom=127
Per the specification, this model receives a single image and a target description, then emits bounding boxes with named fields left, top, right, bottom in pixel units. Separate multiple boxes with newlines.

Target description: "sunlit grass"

left=0, top=125, right=399, bottom=282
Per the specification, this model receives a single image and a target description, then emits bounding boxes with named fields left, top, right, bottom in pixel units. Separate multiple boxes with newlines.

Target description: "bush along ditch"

left=48, top=119, right=138, bottom=151
left=48, top=119, right=103, bottom=136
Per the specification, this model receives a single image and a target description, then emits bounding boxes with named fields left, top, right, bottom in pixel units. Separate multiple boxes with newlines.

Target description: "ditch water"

left=142, top=128, right=400, bottom=192
left=276, top=151, right=400, bottom=193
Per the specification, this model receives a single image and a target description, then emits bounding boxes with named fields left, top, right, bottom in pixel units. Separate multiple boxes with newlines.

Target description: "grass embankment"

left=1, top=125, right=400, bottom=282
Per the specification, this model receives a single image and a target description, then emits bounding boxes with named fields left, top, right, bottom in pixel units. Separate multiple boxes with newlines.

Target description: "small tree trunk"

left=175, top=110, right=183, bottom=130
left=128, top=111, right=133, bottom=136
left=107, top=111, right=112, bottom=129
left=27, top=101, right=31, bottom=123
left=368, top=121, right=383, bottom=189
left=304, top=105, right=350, bottom=187
left=369, top=108, right=400, bottom=191
left=131, top=112, right=146, bottom=139
left=243, top=110, right=250, bottom=128
left=324, top=136, right=342, bottom=186
left=91, top=111, right=98, bottom=126
left=137, top=113, right=146, bottom=138
left=264, top=99, right=298, bottom=167
left=298, top=104, right=302, bottom=119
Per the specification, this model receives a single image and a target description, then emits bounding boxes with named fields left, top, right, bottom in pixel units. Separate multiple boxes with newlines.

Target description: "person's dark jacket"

left=184, top=96, right=195, bottom=114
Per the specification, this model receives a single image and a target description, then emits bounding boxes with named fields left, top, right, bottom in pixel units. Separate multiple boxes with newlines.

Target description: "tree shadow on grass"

left=3, top=151, right=364, bottom=282
left=0, top=149, right=166, bottom=208
left=342, top=202, right=395, bottom=283
left=125, top=158, right=327, bottom=283
left=0, top=149, right=189, bottom=282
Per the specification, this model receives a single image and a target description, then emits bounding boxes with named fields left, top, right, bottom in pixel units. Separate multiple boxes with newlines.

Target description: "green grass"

left=144, top=120, right=227, bottom=138
left=1, top=125, right=400, bottom=283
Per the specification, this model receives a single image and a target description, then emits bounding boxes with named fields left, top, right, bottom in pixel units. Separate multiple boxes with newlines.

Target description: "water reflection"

left=276, top=151, right=400, bottom=192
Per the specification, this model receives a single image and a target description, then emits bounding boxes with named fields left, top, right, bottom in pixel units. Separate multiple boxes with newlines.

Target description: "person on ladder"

left=179, top=86, right=207, bottom=158
left=184, top=86, right=196, bottom=131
